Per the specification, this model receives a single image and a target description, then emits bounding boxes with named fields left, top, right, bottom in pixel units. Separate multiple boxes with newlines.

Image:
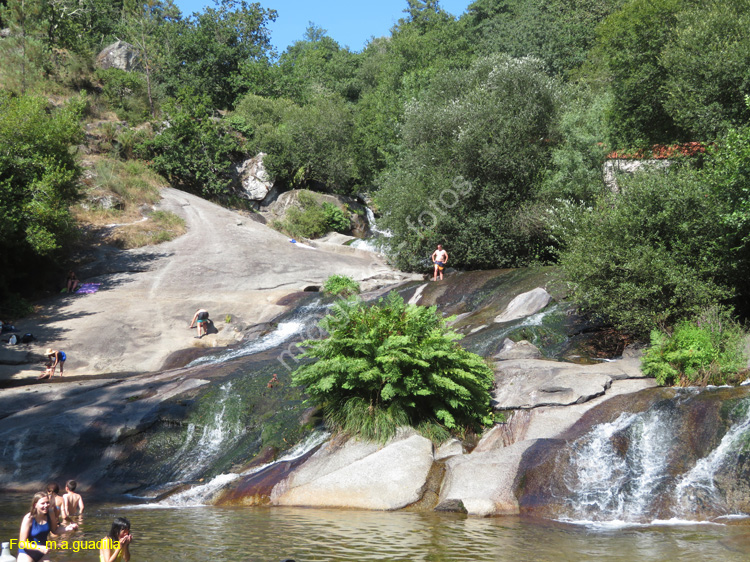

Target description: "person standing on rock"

left=189, top=309, right=209, bottom=338
left=431, top=244, right=449, bottom=281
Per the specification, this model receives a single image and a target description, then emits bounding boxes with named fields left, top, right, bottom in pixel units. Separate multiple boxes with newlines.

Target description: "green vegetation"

left=291, top=293, right=495, bottom=442
left=2, top=0, right=750, bottom=390
left=274, top=191, right=351, bottom=239
left=641, top=306, right=747, bottom=387
left=323, top=275, right=360, bottom=298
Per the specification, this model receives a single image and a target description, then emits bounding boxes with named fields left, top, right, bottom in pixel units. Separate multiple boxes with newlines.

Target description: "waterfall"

left=154, top=431, right=330, bottom=507
left=172, top=382, right=243, bottom=481
left=364, top=206, right=392, bottom=238
left=560, top=409, right=675, bottom=524
left=554, top=392, right=750, bottom=526
left=672, top=402, right=750, bottom=516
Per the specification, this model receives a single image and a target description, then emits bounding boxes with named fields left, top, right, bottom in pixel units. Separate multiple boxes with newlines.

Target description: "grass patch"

left=72, top=156, right=186, bottom=248
left=107, top=210, right=186, bottom=249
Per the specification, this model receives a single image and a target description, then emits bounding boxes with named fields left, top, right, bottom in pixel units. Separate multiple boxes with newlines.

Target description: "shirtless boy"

left=61, top=480, right=84, bottom=520
left=431, top=244, right=449, bottom=281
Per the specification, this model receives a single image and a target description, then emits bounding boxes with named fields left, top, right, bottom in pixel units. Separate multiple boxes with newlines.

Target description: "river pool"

left=1, top=495, right=748, bottom=561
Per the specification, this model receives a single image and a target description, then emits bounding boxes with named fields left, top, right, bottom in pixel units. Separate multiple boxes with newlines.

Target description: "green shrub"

left=278, top=191, right=351, bottom=239
left=642, top=306, right=747, bottom=386
left=291, top=293, right=495, bottom=443
left=323, top=274, right=360, bottom=298
left=559, top=165, right=733, bottom=336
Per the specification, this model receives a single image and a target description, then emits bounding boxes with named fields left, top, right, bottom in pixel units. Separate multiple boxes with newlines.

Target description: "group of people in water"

left=16, top=482, right=132, bottom=562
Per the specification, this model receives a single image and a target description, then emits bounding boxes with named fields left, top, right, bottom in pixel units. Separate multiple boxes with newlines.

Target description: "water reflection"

left=1, top=495, right=748, bottom=562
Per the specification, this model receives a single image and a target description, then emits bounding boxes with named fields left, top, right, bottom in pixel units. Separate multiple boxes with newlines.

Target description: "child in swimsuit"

left=99, top=517, right=132, bottom=562
left=17, top=491, right=77, bottom=562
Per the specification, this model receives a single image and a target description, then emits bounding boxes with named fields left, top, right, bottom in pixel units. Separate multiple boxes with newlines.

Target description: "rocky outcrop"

left=232, top=153, right=275, bottom=202
left=270, top=431, right=434, bottom=510
left=494, top=287, right=551, bottom=323
left=96, top=41, right=141, bottom=72
left=603, top=159, right=671, bottom=192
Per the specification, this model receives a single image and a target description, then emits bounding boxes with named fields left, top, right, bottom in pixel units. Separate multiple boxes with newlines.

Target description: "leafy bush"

left=323, top=274, right=360, bottom=298
left=291, top=293, right=495, bottom=442
left=140, top=92, right=240, bottom=197
left=277, top=191, right=351, bottom=239
left=559, top=164, right=733, bottom=336
left=642, top=306, right=747, bottom=386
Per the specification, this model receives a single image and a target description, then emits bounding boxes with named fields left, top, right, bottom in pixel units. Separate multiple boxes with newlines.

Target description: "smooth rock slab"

left=494, top=287, right=551, bottom=323
left=493, top=359, right=613, bottom=409
left=271, top=431, right=434, bottom=510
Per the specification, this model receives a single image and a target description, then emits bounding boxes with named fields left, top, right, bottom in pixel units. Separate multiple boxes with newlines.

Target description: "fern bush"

left=291, top=293, right=495, bottom=443
left=641, top=306, right=747, bottom=386
left=323, top=274, right=360, bottom=298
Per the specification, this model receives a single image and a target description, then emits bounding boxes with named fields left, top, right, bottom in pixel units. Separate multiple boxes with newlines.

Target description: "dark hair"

left=66, top=480, right=77, bottom=491
left=108, top=517, right=131, bottom=541
left=29, top=492, right=47, bottom=516
left=47, top=482, right=60, bottom=494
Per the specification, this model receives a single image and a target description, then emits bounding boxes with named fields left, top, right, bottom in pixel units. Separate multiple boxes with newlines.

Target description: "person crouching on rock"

left=45, top=349, right=66, bottom=377
left=17, top=491, right=78, bottom=562
left=189, top=309, right=209, bottom=338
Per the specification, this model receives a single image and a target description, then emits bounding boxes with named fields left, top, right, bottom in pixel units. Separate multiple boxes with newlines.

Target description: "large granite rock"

left=494, top=288, right=551, bottom=323
left=493, top=355, right=647, bottom=410
left=96, top=41, right=141, bottom=71
left=270, top=431, right=434, bottom=510
left=233, top=153, right=275, bottom=201
left=437, top=377, right=657, bottom=516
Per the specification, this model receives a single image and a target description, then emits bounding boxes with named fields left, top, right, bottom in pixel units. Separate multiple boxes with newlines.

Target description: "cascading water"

left=188, top=299, right=328, bottom=367
left=154, top=431, right=330, bottom=507
left=172, top=382, right=244, bottom=481
left=672, top=399, right=750, bottom=517
left=560, top=409, right=676, bottom=524
left=554, top=391, right=750, bottom=525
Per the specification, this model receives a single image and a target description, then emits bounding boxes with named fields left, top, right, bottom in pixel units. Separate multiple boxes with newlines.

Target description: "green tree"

left=119, top=0, right=181, bottom=117
left=660, top=0, right=750, bottom=140
left=142, top=92, right=240, bottom=196
left=0, top=0, right=47, bottom=93
left=592, top=0, right=684, bottom=146
left=0, top=93, right=83, bottom=302
left=274, top=24, right=360, bottom=104
left=292, top=293, right=495, bottom=442
left=463, top=0, right=625, bottom=77
left=161, top=0, right=276, bottom=110
left=377, top=54, right=559, bottom=270
left=559, top=165, right=735, bottom=336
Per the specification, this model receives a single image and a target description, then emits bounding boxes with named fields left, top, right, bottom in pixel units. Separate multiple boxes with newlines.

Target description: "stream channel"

left=2, top=270, right=750, bottom=560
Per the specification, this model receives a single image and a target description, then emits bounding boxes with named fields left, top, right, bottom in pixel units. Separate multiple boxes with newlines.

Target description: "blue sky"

left=172, top=0, right=472, bottom=54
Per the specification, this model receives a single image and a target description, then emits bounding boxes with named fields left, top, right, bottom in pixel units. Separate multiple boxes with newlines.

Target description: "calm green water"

left=1, top=495, right=749, bottom=562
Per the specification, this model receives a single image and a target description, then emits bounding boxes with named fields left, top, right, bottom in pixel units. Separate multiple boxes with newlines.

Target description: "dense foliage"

left=0, top=92, right=83, bottom=307
left=3, top=0, right=750, bottom=361
left=641, top=306, right=747, bottom=386
left=377, top=54, right=558, bottom=270
left=291, top=293, right=495, bottom=442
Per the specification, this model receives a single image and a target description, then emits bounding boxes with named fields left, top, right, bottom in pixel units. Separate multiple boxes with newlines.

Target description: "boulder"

left=494, top=288, right=551, bottom=323
left=233, top=153, right=274, bottom=201
left=493, top=338, right=542, bottom=360
left=493, top=356, right=648, bottom=410
left=96, top=41, right=141, bottom=72
left=270, top=430, right=434, bottom=510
